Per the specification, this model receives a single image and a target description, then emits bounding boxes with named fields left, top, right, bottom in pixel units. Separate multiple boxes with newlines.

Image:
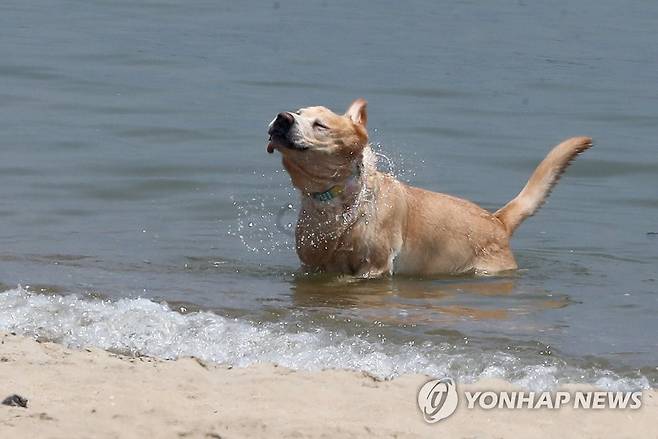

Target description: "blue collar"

left=310, top=164, right=362, bottom=202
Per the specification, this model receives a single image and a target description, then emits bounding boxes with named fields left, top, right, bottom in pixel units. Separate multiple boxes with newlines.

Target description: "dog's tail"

left=494, top=136, right=592, bottom=235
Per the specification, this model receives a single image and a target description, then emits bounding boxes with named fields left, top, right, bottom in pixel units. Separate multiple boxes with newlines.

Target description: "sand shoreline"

left=0, top=332, right=655, bottom=438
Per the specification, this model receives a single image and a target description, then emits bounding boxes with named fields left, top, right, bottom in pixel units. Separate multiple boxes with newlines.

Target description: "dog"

left=267, top=98, right=591, bottom=277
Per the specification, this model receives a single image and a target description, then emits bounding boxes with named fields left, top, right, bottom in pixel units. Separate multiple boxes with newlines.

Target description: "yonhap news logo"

left=417, top=378, right=459, bottom=423
left=418, top=377, right=643, bottom=423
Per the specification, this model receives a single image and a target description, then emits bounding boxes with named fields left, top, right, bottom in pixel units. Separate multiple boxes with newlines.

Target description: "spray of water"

left=228, top=138, right=427, bottom=255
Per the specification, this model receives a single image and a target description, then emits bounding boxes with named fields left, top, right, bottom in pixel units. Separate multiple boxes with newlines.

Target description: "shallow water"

left=0, top=0, right=657, bottom=389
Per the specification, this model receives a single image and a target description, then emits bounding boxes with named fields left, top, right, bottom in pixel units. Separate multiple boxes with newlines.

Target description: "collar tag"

left=310, top=163, right=361, bottom=202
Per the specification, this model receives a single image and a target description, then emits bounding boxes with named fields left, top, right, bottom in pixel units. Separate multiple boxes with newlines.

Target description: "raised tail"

left=494, top=136, right=592, bottom=235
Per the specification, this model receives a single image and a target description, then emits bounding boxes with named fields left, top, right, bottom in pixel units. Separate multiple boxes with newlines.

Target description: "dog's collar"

left=310, top=163, right=362, bottom=202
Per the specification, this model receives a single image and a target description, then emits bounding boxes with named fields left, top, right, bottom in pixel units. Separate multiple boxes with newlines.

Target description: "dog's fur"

left=267, top=99, right=592, bottom=277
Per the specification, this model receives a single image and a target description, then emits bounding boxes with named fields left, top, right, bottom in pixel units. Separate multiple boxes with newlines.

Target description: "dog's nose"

left=269, top=112, right=294, bottom=135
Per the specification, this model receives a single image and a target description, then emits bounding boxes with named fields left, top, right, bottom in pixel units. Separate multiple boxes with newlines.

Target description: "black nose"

left=270, top=112, right=294, bottom=135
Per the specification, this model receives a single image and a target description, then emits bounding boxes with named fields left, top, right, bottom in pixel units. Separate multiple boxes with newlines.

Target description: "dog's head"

left=267, top=99, right=369, bottom=193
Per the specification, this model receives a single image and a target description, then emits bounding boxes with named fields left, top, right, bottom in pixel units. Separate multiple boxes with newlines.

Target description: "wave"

left=0, top=286, right=649, bottom=391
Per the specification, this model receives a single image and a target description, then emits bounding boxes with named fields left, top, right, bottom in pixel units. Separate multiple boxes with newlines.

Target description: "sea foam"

left=0, top=287, right=649, bottom=391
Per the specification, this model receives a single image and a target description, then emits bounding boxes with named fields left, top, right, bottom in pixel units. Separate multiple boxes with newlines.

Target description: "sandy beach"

left=2, top=0, right=657, bottom=437
left=0, top=332, right=654, bottom=439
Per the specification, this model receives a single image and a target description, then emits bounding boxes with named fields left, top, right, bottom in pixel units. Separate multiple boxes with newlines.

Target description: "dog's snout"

left=270, top=112, right=294, bottom=135
left=277, top=112, right=294, bottom=127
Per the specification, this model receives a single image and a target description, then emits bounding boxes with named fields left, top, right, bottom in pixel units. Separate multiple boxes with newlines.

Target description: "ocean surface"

left=0, top=0, right=656, bottom=390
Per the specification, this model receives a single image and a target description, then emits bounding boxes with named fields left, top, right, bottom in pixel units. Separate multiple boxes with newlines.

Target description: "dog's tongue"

left=267, top=136, right=276, bottom=154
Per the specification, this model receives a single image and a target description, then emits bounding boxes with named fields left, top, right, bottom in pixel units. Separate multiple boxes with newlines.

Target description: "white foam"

left=0, top=287, right=650, bottom=391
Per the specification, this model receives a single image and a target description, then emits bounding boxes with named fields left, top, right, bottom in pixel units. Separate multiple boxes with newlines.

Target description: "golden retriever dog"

left=267, top=98, right=591, bottom=277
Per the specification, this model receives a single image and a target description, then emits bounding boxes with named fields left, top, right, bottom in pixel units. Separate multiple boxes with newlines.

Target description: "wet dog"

left=267, top=99, right=591, bottom=277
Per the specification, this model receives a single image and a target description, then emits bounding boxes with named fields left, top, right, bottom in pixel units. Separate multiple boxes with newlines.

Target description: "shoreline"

left=1, top=333, right=656, bottom=438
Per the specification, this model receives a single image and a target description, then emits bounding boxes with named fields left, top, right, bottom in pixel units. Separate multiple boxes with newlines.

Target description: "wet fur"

left=268, top=99, right=592, bottom=277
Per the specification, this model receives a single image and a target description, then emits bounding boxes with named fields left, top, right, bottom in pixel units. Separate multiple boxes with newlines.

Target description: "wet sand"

left=0, top=332, right=655, bottom=439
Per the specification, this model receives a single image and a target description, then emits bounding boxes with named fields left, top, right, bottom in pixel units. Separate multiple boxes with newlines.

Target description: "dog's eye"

left=295, top=110, right=302, bottom=115
left=313, top=120, right=329, bottom=130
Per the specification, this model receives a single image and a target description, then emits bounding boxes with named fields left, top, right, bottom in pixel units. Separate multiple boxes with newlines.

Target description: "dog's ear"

left=345, top=98, right=368, bottom=128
